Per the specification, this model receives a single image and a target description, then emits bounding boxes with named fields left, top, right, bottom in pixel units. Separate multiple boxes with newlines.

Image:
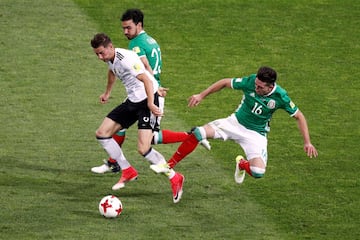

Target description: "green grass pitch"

left=0, top=0, right=359, bottom=239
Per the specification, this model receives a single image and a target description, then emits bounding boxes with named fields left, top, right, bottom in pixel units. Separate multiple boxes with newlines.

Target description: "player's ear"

left=267, top=82, right=275, bottom=89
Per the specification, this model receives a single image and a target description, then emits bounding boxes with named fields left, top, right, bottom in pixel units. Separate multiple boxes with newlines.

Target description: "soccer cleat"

left=112, top=166, right=138, bottom=190
left=170, top=173, right=185, bottom=203
left=91, top=159, right=121, bottom=174
left=150, top=163, right=170, bottom=174
left=199, top=139, right=211, bottom=150
left=234, top=155, right=246, bottom=184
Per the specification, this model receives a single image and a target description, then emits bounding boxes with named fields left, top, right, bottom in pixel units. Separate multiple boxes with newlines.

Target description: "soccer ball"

left=98, top=195, right=123, bottom=218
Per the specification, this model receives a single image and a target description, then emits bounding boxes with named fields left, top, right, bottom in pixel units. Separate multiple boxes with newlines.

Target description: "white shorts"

left=208, top=114, right=268, bottom=165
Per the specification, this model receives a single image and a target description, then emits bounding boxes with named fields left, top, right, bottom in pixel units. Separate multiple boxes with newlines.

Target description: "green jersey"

left=129, top=31, right=162, bottom=85
left=232, top=74, right=298, bottom=136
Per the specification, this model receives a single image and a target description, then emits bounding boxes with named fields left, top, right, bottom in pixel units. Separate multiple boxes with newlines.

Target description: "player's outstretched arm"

left=188, top=78, right=232, bottom=107
left=293, top=110, right=318, bottom=158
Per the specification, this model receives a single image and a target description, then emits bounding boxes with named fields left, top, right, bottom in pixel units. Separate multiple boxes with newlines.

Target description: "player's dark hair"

left=90, top=33, right=112, bottom=48
left=256, top=66, right=277, bottom=85
left=121, top=9, right=144, bottom=27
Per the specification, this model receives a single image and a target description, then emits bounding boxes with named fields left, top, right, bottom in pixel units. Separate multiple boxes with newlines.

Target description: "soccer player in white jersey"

left=151, top=66, right=318, bottom=188
left=90, top=33, right=184, bottom=203
left=91, top=9, right=209, bottom=175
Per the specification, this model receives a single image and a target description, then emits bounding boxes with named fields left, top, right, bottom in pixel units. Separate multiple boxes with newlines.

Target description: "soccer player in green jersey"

left=123, top=9, right=162, bottom=85
left=151, top=66, right=318, bottom=186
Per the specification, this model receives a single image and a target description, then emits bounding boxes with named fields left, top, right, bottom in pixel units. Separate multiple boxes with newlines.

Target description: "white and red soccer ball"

left=98, top=195, right=123, bottom=218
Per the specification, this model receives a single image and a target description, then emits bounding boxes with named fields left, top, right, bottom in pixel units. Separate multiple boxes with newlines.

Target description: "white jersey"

left=107, top=48, right=159, bottom=103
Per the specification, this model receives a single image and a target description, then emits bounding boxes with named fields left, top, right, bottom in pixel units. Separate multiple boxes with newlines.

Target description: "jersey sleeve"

left=129, top=41, right=146, bottom=58
left=280, top=91, right=298, bottom=116
left=231, top=74, right=256, bottom=90
left=231, top=77, right=243, bottom=89
left=123, top=51, right=146, bottom=76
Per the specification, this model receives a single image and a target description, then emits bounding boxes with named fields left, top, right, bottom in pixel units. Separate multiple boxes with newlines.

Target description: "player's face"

left=255, top=78, right=274, bottom=96
left=122, top=20, right=141, bottom=40
left=93, top=44, right=114, bottom=62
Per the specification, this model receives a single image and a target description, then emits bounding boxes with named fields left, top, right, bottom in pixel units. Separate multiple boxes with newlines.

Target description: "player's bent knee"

left=250, top=166, right=265, bottom=178
left=192, top=127, right=206, bottom=141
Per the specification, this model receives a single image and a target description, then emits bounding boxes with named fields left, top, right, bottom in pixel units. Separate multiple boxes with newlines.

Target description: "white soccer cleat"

left=91, top=160, right=112, bottom=174
left=112, top=182, right=125, bottom=191
left=200, top=139, right=211, bottom=150
left=234, top=155, right=245, bottom=184
left=150, top=163, right=170, bottom=174
left=91, top=159, right=121, bottom=174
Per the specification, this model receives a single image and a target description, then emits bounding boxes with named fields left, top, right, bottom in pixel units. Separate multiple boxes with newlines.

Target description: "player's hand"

left=304, top=143, right=318, bottom=158
left=149, top=103, right=163, bottom=117
left=188, top=94, right=203, bottom=107
left=157, top=87, right=169, bottom=97
left=99, top=93, right=110, bottom=104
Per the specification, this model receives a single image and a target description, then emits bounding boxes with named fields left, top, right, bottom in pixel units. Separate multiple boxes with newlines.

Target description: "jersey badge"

left=133, top=46, right=141, bottom=54
left=267, top=99, right=276, bottom=109
left=290, top=101, right=296, bottom=109
left=132, top=63, right=142, bottom=72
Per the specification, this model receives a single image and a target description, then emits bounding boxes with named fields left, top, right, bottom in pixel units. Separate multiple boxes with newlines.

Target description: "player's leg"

left=138, top=128, right=185, bottom=203
left=234, top=156, right=266, bottom=184
left=234, top=124, right=267, bottom=184
left=152, top=129, right=211, bottom=150
left=93, top=129, right=195, bottom=173
left=169, top=124, right=214, bottom=168
left=110, top=130, right=138, bottom=190
left=96, top=117, right=135, bottom=181
left=113, top=128, right=126, bottom=146
left=111, top=138, right=138, bottom=189
left=97, top=103, right=139, bottom=190
left=150, top=124, right=214, bottom=174
left=91, top=129, right=127, bottom=174
left=152, top=129, right=189, bottom=144
left=153, top=95, right=209, bottom=148
left=95, top=117, right=124, bottom=163
left=144, top=147, right=184, bottom=204
left=107, top=128, right=127, bottom=168
left=143, top=95, right=184, bottom=203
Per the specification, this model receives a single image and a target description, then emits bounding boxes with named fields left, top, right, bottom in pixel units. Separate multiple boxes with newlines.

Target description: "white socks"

left=97, top=137, right=130, bottom=169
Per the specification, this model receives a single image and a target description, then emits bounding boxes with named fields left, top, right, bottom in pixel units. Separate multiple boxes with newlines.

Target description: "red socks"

left=108, top=130, right=190, bottom=165
left=112, top=134, right=125, bottom=147
left=168, top=134, right=199, bottom=168
left=239, top=159, right=253, bottom=176
left=111, top=129, right=188, bottom=146
left=158, top=129, right=189, bottom=144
